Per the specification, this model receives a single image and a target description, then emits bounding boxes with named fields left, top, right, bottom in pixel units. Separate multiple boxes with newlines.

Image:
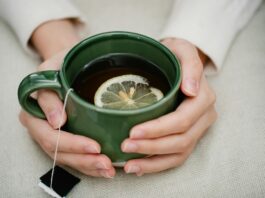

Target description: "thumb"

left=175, top=46, right=203, bottom=97
left=37, top=90, right=67, bottom=129
left=37, top=50, right=69, bottom=128
left=180, top=56, right=203, bottom=97
left=161, top=39, right=203, bottom=97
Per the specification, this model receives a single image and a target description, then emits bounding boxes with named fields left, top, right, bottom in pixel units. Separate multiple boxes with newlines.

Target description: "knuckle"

left=77, top=157, right=90, bottom=170
left=91, top=155, right=110, bottom=169
left=138, top=141, right=156, bottom=154
left=171, top=154, right=182, bottom=167
left=67, top=143, right=75, bottom=153
left=80, top=162, right=89, bottom=171
left=178, top=136, right=193, bottom=151
left=41, top=138, right=54, bottom=152
left=147, top=144, right=157, bottom=154
left=179, top=118, right=192, bottom=131
left=97, top=155, right=109, bottom=163
left=172, top=153, right=189, bottom=167
left=42, top=141, right=54, bottom=152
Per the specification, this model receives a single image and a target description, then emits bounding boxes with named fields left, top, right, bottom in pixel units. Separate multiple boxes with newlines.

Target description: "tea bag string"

left=50, top=88, right=73, bottom=189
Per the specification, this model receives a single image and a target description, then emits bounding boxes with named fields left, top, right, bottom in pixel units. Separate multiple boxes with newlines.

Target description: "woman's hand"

left=121, top=38, right=217, bottom=176
left=19, top=51, right=116, bottom=178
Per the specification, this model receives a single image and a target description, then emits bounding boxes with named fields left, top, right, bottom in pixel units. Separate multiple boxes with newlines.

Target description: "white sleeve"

left=160, top=0, right=262, bottom=74
left=0, top=0, right=86, bottom=56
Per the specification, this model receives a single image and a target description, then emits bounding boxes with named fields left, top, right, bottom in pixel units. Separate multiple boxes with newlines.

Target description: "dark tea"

left=72, top=53, right=171, bottom=104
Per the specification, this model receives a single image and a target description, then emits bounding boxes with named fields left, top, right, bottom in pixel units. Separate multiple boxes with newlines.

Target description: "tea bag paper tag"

left=39, top=166, right=80, bottom=198
left=38, top=89, right=80, bottom=197
left=38, top=182, right=63, bottom=198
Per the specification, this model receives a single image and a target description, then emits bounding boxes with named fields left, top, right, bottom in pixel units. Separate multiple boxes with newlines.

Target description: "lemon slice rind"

left=94, top=74, right=163, bottom=109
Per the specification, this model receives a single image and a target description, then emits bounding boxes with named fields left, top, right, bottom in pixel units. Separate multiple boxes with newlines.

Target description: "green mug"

left=18, top=31, right=181, bottom=165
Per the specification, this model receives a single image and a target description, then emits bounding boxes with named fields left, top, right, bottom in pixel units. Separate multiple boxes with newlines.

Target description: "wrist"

left=31, top=19, right=81, bottom=60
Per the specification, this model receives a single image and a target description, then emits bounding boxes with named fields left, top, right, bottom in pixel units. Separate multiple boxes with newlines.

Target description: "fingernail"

left=47, top=109, right=61, bottom=128
left=85, top=146, right=100, bottom=153
left=96, top=162, right=108, bottom=170
left=99, top=170, right=113, bottom=179
left=185, top=79, right=198, bottom=96
left=123, top=142, right=138, bottom=152
left=126, top=165, right=140, bottom=174
left=130, top=128, right=144, bottom=139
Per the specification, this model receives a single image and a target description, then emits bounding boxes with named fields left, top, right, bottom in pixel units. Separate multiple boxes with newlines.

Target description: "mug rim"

left=60, top=31, right=181, bottom=115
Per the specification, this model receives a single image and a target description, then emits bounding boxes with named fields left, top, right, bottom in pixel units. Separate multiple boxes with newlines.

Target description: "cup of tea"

left=18, top=31, right=182, bottom=166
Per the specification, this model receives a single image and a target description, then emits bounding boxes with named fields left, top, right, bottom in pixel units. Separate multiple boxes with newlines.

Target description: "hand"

left=121, top=38, right=217, bottom=176
left=19, top=51, right=115, bottom=178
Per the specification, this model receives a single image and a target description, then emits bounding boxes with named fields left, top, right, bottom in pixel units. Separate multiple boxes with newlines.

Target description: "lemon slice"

left=94, top=74, right=164, bottom=110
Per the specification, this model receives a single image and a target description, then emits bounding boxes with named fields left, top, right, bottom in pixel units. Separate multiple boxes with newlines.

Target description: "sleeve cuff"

left=159, top=0, right=262, bottom=75
left=1, top=0, right=87, bottom=57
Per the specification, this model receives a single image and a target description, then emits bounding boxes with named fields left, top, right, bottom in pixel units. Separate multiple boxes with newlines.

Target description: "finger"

left=124, top=153, right=189, bottom=176
left=20, top=111, right=101, bottom=154
left=21, top=111, right=116, bottom=178
left=52, top=152, right=115, bottom=178
left=122, top=106, right=217, bottom=155
left=36, top=50, right=69, bottom=129
left=130, top=76, right=216, bottom=139
left=162, top=39, right=203, bottom=96
left=37, top=89, right=66, bottom=129
left=124, top=108, right=217, bottom=176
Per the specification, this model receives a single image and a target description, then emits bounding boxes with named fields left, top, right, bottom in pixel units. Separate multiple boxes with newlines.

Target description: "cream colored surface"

left=0, top=1, right=265, bottom=197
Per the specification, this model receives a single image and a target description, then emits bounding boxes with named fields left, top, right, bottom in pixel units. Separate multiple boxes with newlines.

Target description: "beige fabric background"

left=0, top=1, right=264, bottom=197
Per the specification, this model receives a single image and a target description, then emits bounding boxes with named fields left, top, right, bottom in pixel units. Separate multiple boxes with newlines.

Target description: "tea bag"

left=39, top=166, right=80, bottom=198
left=39, top=89, right=80, bottom=197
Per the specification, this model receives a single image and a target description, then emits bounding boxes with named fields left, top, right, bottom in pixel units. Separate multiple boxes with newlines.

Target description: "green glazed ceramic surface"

left=18, top=31, right=182, bottom=163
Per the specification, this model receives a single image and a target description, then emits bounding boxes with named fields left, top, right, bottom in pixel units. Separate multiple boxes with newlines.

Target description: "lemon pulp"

left=94, top=74, right=164, bottom=110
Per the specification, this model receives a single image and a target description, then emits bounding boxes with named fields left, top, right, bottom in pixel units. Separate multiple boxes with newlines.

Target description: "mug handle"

left=17, top=70, right=63, bottom=119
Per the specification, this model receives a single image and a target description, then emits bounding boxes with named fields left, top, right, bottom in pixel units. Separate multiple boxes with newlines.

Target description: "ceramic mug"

left=18, top=31, right=182, bottom=166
